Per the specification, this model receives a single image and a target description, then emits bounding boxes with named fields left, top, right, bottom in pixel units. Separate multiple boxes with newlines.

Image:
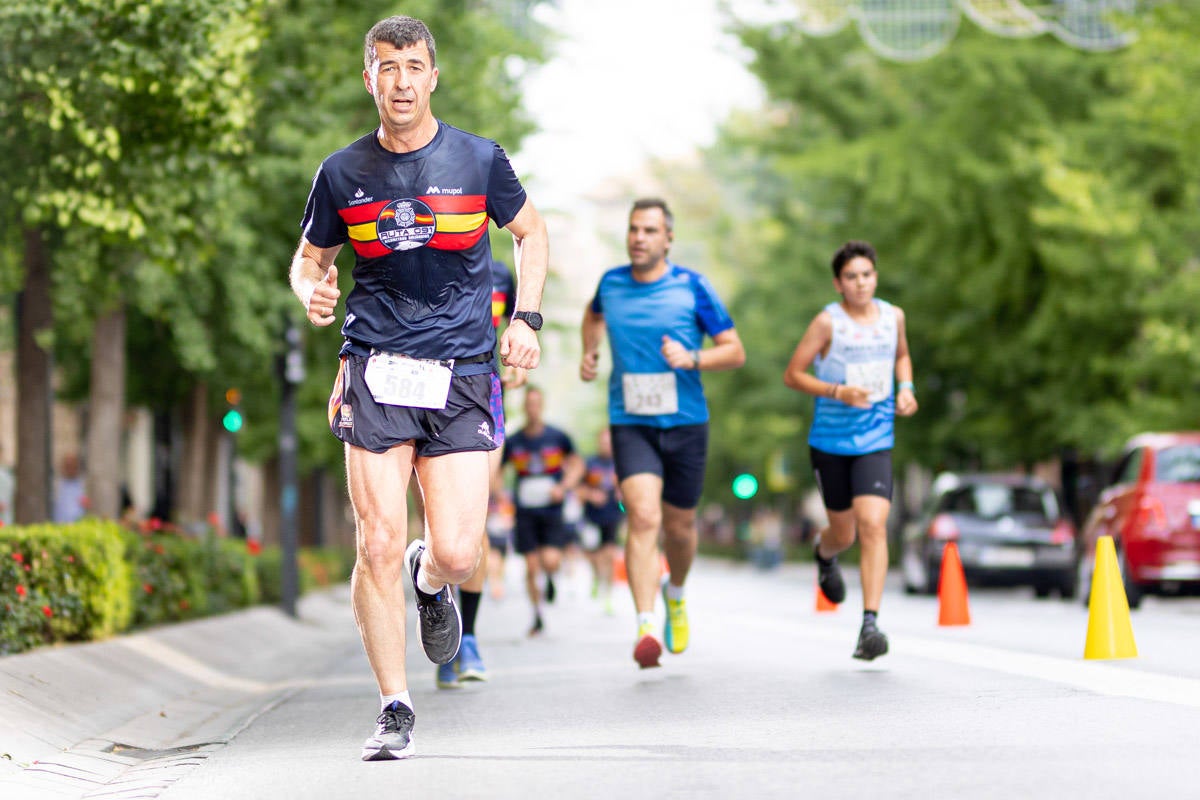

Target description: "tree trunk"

left=15, top=226, right=53, bottom=524
left=85, top=303, right=126, bottom=519
left=177, top=382, right=209, bottom=526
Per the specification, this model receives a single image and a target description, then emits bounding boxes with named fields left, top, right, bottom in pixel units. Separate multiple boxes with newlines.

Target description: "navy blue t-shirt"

left=301, top=122, right=527, bottom=360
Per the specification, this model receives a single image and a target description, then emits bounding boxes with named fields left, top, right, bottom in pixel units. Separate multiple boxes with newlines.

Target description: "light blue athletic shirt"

left=590, top=263, right=735, bottom=428
left=808, top=299, right=898, bottom=455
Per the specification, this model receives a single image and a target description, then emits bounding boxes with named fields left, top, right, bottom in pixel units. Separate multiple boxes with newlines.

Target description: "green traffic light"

left=222, top=409, right=244, bottom=433
left=732, top=473, right=758, bottom=500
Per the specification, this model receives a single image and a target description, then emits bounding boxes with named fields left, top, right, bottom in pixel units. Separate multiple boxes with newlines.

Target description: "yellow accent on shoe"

left=663, top=596, right=689, bottom=654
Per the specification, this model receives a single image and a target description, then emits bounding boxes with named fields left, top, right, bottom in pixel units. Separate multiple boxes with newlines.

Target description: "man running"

left=580, top=428, right=624, bottom=614
left=782, top=240, right=917, bottom=661
left=290, top=15, right=547, bottom=760
left=500, top=385, right=584, bottom=636
left=580, top=197, right=745, bottom=669
left=437, top=257, right=525, bottom=689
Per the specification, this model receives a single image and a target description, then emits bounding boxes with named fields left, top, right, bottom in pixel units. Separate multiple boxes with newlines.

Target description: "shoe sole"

left=457, top=669, right=488, bottom=682
left=634, top=634, right=662, bottom=669
left=362, top=739, right=416, bottom=760
left=406, top=539, right=462, bottom=665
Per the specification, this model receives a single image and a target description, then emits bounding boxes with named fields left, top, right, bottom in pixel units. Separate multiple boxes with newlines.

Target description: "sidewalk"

left=0, top=586, right=358, bottom=799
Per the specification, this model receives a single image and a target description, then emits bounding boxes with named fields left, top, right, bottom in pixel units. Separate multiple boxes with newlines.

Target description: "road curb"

left=0, top=585, right=357, bottom=796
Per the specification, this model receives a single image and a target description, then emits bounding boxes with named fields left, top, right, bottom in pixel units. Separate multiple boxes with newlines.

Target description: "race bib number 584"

left=364, top=352, right=452, bottom=409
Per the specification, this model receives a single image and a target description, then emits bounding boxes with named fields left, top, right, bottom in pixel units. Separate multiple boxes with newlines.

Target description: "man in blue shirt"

left=580, top=197, right=745, bottom=669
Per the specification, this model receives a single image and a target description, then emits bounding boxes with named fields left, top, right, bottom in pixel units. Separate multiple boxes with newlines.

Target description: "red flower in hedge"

left=143, top=583, right=154, bottom=594
left=42, top=605, right=53, bottom=618
left=246, top=539, right=262, bottom=556
left=12, top=552, right=23, bottom=563
left=207, top=511, right=220, bottom=527
left=15, top=584, right=26, bottom=597
left=179, top=599, right=190, bottom=610
left=66, top=555, right=75, bottom=564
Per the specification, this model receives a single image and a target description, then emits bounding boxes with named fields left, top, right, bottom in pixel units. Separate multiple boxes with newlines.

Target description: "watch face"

left=516, top=311, right=543, bottom=330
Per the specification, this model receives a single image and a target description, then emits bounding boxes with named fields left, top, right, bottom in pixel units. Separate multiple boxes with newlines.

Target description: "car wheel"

left=1077, top=554, right=1093, bottom=608
left=924, top=558, right=940, bottom=596
left=1118, top=547, right=1143, bottom=610
left=1058, top=569, right=1078, bottom=600
left=1033, top=583, right=1053, bottom=599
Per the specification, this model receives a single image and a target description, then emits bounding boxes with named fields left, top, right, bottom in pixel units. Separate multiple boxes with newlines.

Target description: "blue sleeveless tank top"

left=808, top=299, right=897, bottom=455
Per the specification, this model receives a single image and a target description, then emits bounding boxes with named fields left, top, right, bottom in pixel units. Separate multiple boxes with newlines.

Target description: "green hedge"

left=1, top=520, right=353, bottom=656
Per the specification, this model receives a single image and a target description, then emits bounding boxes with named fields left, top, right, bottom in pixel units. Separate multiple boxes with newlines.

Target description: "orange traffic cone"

left=937, top=541, right=971, bottom=626
left=815, top=578, right=838, bottom=612
left=613, top=553, right=627, bottom=585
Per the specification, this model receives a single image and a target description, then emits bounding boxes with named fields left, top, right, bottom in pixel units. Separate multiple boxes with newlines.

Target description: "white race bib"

left=363, top=351, right=452, bottom=409
left=845, top=361, right=892, bottom=404
left=517, top=475, right=558, bottom=508
left=622, top=372, right=679, bottom=416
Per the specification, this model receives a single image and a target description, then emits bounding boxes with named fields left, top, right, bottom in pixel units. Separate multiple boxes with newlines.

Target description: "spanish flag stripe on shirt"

left=429, top=228, right=488, bottom=250
left=420, top=194, right=486, bottom=213
left=339, top=200, right=391, bottom=226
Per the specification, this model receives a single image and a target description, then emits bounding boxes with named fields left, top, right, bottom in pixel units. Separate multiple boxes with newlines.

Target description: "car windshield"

left=1156, top=445, right=1200, bottom=483
left=940, top=484, right=1056, bottom=521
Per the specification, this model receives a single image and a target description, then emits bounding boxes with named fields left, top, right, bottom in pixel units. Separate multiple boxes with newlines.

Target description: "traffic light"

left=731, top=473, right=759, bottom=500
left=222, top=387, right=244, bottom=433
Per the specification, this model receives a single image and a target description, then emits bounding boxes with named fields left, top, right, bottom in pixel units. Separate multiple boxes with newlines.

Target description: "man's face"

left=524, top=389, right=544, bottom=424
left=364, top=40, right=438, bottom=133
left=626, top=207, right=672, bottom=273
left=833, top=256, right=878, bottom=304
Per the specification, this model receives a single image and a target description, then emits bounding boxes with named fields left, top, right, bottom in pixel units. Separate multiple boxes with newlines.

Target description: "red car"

left=1078, top=432, right=1200, bottom=608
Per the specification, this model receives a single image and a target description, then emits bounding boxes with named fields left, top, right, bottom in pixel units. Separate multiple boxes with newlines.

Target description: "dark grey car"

left=901, top=473, right=1077, bottom=598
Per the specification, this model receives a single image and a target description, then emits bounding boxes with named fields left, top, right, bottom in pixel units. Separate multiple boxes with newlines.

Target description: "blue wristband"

left=898, top=381, right=915, bottom=393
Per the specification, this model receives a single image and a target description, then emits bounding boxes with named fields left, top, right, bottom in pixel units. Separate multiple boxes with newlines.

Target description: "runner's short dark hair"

left=831, top=241, right=877, bottom=278
left=630, top=197, right=674, bottom=233
left=365, top=16, right=437, bottom=70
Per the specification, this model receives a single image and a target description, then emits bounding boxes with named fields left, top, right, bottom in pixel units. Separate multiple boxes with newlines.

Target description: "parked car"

left=1077, top=432, right=1200, bottom=609
left=901, top=473, right=1077, bottom=598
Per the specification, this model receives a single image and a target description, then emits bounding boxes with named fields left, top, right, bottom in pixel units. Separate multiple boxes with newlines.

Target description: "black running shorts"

left=610, top=423, right=709, bottom=510
left=514, top=506, right=570, bottom=555
left=809, top=447, right=893, bottom=512
left=328, top=354, right=499, bottom=456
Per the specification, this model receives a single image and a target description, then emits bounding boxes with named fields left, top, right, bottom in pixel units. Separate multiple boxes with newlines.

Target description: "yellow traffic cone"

left=1083, top=536, right=1138, bottom=660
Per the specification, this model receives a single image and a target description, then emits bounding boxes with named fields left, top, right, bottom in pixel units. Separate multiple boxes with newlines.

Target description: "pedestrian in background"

left=782, top=240, right=918, bottom=661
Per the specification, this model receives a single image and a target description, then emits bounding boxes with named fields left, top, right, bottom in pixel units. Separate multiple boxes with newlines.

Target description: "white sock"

left=637, top=612, right=655, bottom=629
left=381, top=690, right=412, bottom=711
left=416, top=559, right=446, bottom=596
left=666, top=582, right=685, bottom=602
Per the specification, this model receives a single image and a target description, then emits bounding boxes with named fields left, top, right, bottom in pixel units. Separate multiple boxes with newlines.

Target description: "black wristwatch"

left=511, top=310, right=543, bottom=331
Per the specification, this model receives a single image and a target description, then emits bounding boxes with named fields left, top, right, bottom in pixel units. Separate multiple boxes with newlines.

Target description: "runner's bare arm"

left=893, top=306, right=918, bottom=417
left=290, top=238, right=343, bottom=327
left=500, top=198, right=548, bottom=369
left=580, top=306, right=605, bottom=382
left=783, top=311, right=860, bottom=402
left=662, top=328, right=746, bottom=372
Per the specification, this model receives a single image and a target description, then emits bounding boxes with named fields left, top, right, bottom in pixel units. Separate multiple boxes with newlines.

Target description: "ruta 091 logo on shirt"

left=376, top=198, right=436, bottom=251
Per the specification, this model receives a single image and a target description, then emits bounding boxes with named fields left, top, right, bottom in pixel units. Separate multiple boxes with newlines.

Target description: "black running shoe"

left=361, top=701, right=415, bottom=761
left=544, top=575, right=556, bottom=604
left=814, top=535, right=846, bottom=604
left=853, top=620, right=889, bottom=661
left=528, top=613, right=544, bottom=637
left=405, top=539, right=462, bottom=665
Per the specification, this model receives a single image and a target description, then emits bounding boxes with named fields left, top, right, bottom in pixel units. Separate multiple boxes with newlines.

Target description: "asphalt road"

left=154, top=554, right=1197, bottom=800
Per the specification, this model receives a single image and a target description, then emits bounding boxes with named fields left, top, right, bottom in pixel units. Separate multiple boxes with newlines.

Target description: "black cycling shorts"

left=810, top=446, right=893, bottom=512
left=611, top=423, right=708, bottom=510
left=328, top=354, right=499, bottom=456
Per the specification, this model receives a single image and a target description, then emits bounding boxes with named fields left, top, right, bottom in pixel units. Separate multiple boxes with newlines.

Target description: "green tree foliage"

left=702, top=6, right=1200, bottom=497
